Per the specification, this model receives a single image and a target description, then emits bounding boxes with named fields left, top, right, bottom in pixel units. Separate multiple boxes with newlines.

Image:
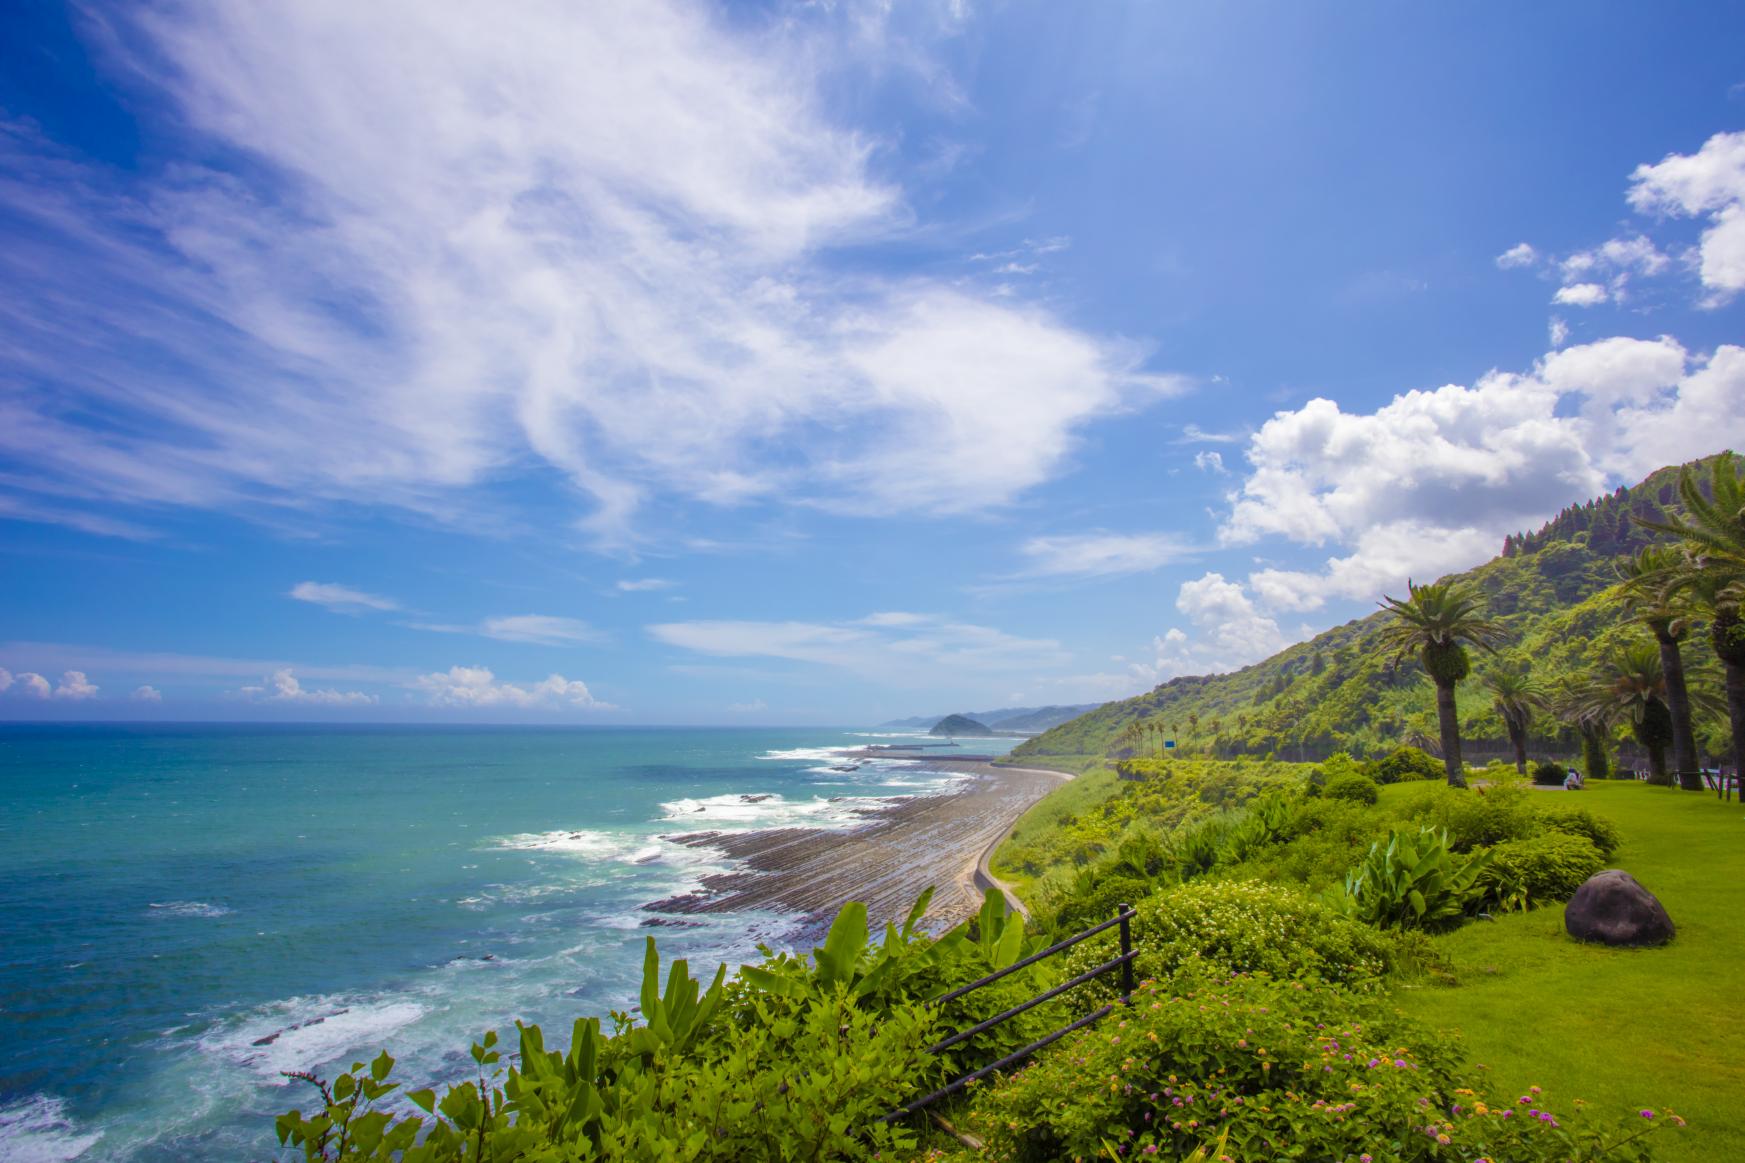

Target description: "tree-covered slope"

left=1015, top=456, right=1730, bottom=764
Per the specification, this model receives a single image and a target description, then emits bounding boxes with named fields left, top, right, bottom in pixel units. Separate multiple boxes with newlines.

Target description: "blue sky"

left=2, top=0, right=1743, bottom=724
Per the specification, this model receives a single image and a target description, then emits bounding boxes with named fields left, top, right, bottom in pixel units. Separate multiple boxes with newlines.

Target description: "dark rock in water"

left=1565, top=869, right=1674, bottom=947
left=641, top=917, right=703, bottom=928
left=740, top=794, right=773, bottom=803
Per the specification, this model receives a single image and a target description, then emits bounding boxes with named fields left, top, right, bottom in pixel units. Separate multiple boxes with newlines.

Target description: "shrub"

left=958, top=974, right=1679, bottom=1163
left=1483, top=832, right=1605, bottom=908
left=1060, top=880, right=1394, bottom=1000
left=1398, top=781, right=1541, bottom=851
left=1050, top=871, right=1151, bottom=934
left=1533, top=758, right=1569, bottom=786
left=1323, top=772, right=1380, bottom=804
left=1368, top=744, right=1444, bottom=784
left=1541, top=804, right=1623, bottom=857
left=1327, top=826, right=1492, bottom=931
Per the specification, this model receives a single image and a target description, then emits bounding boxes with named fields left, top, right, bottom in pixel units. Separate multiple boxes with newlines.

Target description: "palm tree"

left=1483, top=663, right=1548, bottom=775
left=1618, top=546, right=1704, bottom=790
left=1552, top=679, right=1613, bottom=781
left=1581, top=641, right=1678, bottom=785
left=1643, top=454, right=1745, bottom=798
left=1377, top=578, right=1507, bottom=787
left=1676, top=562, right=1745, bottom=799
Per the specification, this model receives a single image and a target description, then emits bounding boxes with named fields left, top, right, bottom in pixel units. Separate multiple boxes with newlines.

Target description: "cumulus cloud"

left=0, top=668, right=10, bottom=693
left=1549, top=317, right=1569, bottom=348
left=131, top=685, right=163, bottom=702
left=16, top=672, right=52, bottom=699
left=0, top=2, right=1178, bottom=544
left=1553, top=282, right=1608, bottom=307
left=53, top=671, right=99, bottom=700
left=240, top=668, right=377, bottom=705
left=1217, top=335, right=1745, bottom=613
left=1016, top=532, right=1193, bottom=579
left=289, top=581, right=400, bottom=614
left=1495, top=242, right=1538, bottom=269
left=1628, top=130, right=1745, bottom=302
left=410, top=666, right=609, bottom=709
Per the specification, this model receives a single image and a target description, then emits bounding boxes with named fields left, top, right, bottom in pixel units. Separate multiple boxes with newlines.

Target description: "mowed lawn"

left=1392, top=781, right=1744, bottom=1162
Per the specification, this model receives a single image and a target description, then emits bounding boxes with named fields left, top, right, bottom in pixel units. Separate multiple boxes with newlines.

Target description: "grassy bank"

left=1395, top=781, right=1744, bottom=1163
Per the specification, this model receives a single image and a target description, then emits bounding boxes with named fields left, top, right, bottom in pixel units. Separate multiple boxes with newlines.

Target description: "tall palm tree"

left=1581, top=641, right=1678, bottom=785
left=1377, top=578, right=1507, bottom=787
left=1643, top=454, right=1745, bottom=798
left=1552, top=679, right=1613, bottom=781
left=1676, top=562, right=1745, bottom=799
left=1482, top=663, right=1548, bottom=775
left=1618, top=546, right=1703, bottom=790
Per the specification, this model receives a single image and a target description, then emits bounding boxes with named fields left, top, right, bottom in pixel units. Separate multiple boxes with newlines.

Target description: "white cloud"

left=0, top=668, right=10, bottom=693
left=409, top=666, right=609, bottom=709
left=649, top=613, right=1068, bottom=682
left=1178, top=424, right=1241, bottom=444
left=16, top=672, right=51, bottom=699
left=289, top=581, right=400, bottom=614
left=1549, top=317, right=1569, bottom=348
left=728, top=698, right=767, bottom=712
left=478, top=615, right=600, bottom=646
left=53, top=671, right=99, bottom=700
left=1628, top=130, right=1745, bottom=302
left=1216, top=335, right=1745, bottom=613
left=1553, top=282, right=1608, bottom=307
left=0, top=3, right=1177, bottom=544
left=0, top=642, right=411, bottom=684
left=1495, top=242, right=1538, bottom=269
left=616, top=578, right=676, bottom=592
left=240, top=668, right=377, bottom=706
left=1193, top=450, right=1228, bottom=474
left=1016, top=532, right=1192, bottom=579
left=131, top=685, right=163, bottom=702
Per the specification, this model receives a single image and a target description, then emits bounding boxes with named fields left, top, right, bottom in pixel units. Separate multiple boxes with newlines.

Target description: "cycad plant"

left=1377, top=579, right=1506, bottom=787
left=1581, top=641, right=1678, bottom=785
left=1618, top=546, right=1703, bottom=790
left=1552, top=679, right=1614, bottom=781
left=1482, top=661, right=1548, bottom=775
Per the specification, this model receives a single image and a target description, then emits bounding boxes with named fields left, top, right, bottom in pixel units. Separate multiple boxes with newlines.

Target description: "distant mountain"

left=1015, top=456, right=1731, bottom=765
left=875, top=704, right=1101, bottom=732
left=931, top=714, right=995, bottom=737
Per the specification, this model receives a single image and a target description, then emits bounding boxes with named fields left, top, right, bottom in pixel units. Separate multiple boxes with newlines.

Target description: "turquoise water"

left=0, top=724, right=974, bottom=1161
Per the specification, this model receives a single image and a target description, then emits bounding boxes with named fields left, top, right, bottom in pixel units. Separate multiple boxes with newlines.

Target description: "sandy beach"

left=646, top=759, right=1071, bottom=935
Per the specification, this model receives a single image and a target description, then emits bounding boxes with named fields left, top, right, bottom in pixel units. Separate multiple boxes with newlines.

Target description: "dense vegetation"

left=1015, top=456, right=1739, bottom=768
left=271, top=456, right=1743, bottom=1159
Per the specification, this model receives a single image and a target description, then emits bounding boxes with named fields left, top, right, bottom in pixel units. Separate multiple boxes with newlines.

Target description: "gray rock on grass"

left=1564, top=869, right=1674, bottom=947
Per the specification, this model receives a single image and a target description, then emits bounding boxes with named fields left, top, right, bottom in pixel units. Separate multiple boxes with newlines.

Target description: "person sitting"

left=1564, top=767, right=1584, bottom=791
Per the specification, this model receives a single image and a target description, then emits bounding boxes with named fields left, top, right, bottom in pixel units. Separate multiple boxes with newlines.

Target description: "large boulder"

left=1564, top=870, right=1674, bottom=947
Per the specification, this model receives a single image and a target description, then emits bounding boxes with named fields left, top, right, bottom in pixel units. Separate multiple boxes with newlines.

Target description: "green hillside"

left=1015, top=456, right=1734, bottom=766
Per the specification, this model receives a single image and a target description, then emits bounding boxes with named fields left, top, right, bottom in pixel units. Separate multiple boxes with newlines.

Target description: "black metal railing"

left=878, top=904, right=1136, bottom=1123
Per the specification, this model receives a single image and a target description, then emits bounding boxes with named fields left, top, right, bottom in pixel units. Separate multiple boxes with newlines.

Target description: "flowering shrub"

left=957, top=974, right=1680, bottom=1163
left=1060, top=880, right=1394, bottom=1001
left=1397, top=782, right=1543, bottom=851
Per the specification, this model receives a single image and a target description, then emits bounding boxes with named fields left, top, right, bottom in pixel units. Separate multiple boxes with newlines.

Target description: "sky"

left=1, top=0, right=1743, bottom=724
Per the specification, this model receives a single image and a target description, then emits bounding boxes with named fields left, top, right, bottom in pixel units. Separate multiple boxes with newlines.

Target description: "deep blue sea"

left=0, top=724, right=984, bottom=1161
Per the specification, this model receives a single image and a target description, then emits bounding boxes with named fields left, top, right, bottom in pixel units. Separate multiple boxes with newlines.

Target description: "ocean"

left=0, top=724, right=987, bottom=1161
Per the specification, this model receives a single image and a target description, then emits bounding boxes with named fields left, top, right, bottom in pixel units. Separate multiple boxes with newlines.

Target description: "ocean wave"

left=757, top=746, right=856, bottom=763
left=200, top=997, right=429, bottom=1079
left=657, top=792, right=893, bottom=830
left=148, top=901, right=233, bottom=918
left=0, top=1096, right=101, bottom=1163
left=493, top=829, right=668, bottom=864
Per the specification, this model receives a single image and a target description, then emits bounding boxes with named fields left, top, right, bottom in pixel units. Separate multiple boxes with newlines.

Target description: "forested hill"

left=1014, top=456, right=1731, bottom=764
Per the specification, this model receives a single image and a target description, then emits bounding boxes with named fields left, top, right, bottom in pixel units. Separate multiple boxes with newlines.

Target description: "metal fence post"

left=1118, top=904, right=1134, bottom=1001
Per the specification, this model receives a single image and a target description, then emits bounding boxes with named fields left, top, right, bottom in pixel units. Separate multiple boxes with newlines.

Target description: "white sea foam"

left=493, top=828, right=659, bottom=861
left=0, top=1096, right=102, bottom=1163
left=148, top=901, right=232, bottom=918
left=202, top=997, right=429, bottom=1079
left=657, top=792, right=893, bottom=830
left=757, top=746, right=856, bottom=763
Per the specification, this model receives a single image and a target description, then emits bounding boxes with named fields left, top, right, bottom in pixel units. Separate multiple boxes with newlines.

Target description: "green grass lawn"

left=1392, top=781, right=1744, bottom=1162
